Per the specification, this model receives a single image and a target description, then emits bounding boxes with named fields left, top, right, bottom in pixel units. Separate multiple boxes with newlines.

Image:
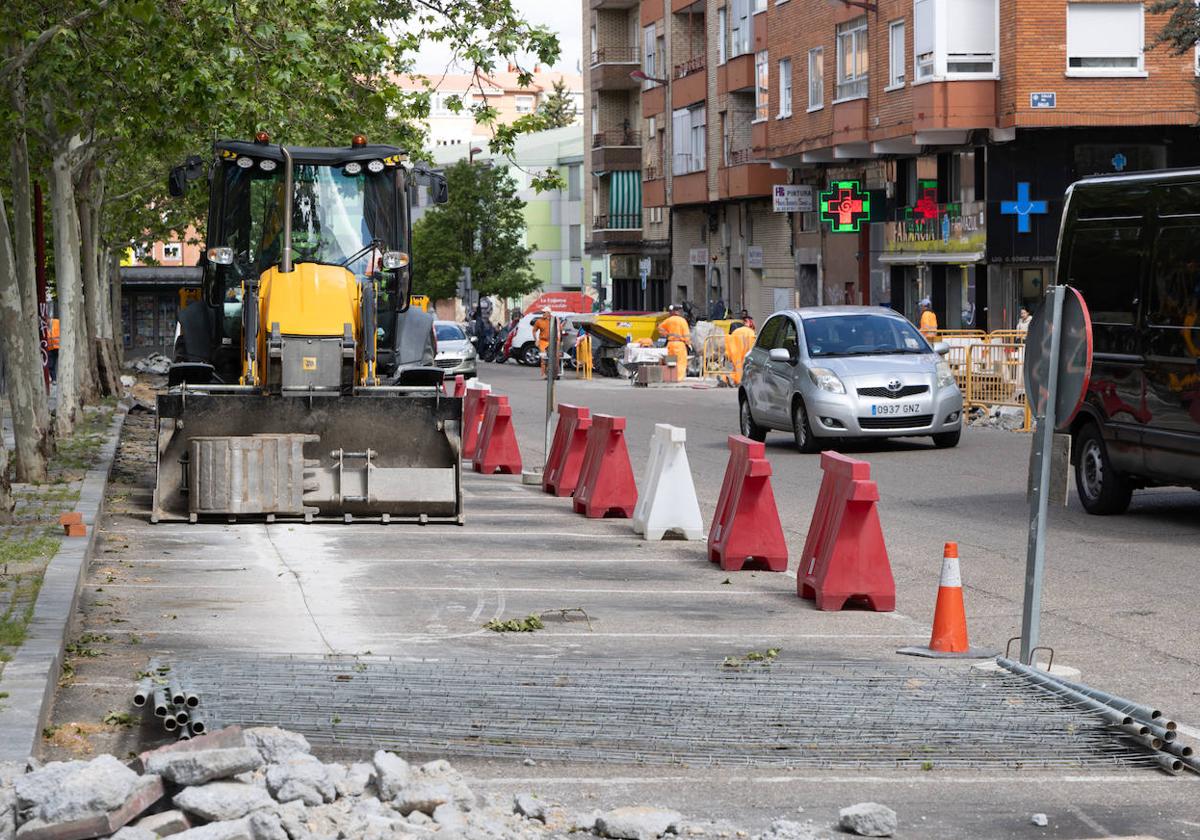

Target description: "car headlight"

left=807, top=367, right=845, bottom=394
left=936, top=361, right=955, bottom=389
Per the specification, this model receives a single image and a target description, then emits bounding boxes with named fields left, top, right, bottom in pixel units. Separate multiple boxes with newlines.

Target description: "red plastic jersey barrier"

left=472, top=394, right=523, bottom=475
left=443, top=374, right=466, bottom=398
left=543, top=404, right=592, bottom=496
left=798, top=451, right=895, bottom=611
left=573, top=414, right=637, bottom=518
left=462, top=384, right=492, bottom=461
left=707, top=436, right=787, bottom=572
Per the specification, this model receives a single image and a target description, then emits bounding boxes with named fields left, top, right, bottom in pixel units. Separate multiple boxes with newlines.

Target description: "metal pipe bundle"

left=132, top=678, right=152, bottom=708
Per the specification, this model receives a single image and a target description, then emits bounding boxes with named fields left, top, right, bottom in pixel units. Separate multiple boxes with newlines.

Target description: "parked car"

left=432, top=320, right=477, bottom=378
left=739, top=306, right=964, bottom=452
left=1057, top=169, right=1200, bottom=514
left=508, top=312, right=587, bottom=366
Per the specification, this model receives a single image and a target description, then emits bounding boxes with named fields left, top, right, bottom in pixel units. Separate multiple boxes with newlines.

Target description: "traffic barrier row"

left=798, top=452, right=894, bottom=612
left=543, top=404, right=592, bottom=496
left=708, top=437, right=788, bottom=572
left=573, top=415, right=638, bottom=518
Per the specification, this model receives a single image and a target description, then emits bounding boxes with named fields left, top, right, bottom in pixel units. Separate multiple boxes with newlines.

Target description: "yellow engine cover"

left=253, top=263, right=362, bottom=385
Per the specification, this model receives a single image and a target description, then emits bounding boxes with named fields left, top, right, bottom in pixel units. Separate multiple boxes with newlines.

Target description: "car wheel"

left=932, top=429, right=961, bottom=449
left=1074, top=424, right=1132, bottom=515
left=791, top=398, right=820, bottom=454
left=519, top=343, right=540, bottom=366
left=739, top=396, right=768, bottom=442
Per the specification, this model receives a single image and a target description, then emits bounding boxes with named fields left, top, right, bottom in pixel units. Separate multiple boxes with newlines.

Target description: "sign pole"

left=1020, top=284, right=1065, bottom=665
left=544, top=314, right=559, bottom=470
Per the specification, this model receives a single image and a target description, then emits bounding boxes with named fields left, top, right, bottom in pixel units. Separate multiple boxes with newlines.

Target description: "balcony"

left=672, top=170, right=708, bottom=205
left=644, top=174, right=666, bottom=207
left=590, top=0, right=637, bottom=9
left=719, top=151, right=786, bottom=199
left=590, top=47, right=641, bottom=90
left=592, top=130, right=642, bottom=170
left=672, top=0, right=703, bottom=13
left=671, top=58, right=706, bottom=109
left=912, top=80, right=997, bottom=133
left=832, top=96, right=869, bottom=145
left=593, top=213, right=643, bottom=247
left=718, top=53, right=755, bottom=95
left=642, top=84, right=665, bottom=117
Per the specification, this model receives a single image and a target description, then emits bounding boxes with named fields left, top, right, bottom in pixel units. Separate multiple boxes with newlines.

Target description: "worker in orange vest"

left=47, top=317, right=61, bottom=382
left=657, top=304, right=691, bottom=382
left=918, top=299, right=938, bottom=340
left=532, top=308, right=557, bottom=379
left=724, top=321, right=757, bottom=385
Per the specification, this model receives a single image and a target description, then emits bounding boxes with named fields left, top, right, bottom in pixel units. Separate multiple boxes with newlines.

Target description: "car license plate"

left=871, top=403, right=921, bottom=416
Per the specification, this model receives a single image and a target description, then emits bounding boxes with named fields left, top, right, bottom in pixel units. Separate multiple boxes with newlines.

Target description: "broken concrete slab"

left=370, top=751, right=409, bottom=801
left=837, top=803, right=897, bottom=838
left=145, top=748, right=263, bottom=787
left=14, top=775, right=162, bottom=840
left=172, top=783, right=274, bottom=823
left=137, top=728, right=246, bottom=773
left=242, top=729, right=309, bottom=765
left=263, top=755, right=334, bottom=807
left=132, top=809, right=191, bottom=836
left=594, top=806, right=683, bottom=840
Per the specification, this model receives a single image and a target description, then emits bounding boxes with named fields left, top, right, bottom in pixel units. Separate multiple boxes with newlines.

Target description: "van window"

left=1156, top=183, right=1200, bottom=218
left=756, top=315, right=784, bottom=350
left=1067, top=226, right=1141, bottom=325
left=1149, top=225, right=1200, bottom=329
left=1073, top=185, right=1148, bottom=221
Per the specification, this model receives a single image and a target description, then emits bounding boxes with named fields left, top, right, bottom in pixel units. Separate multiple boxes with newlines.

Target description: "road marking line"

left=104, top=556, right=706, bottom=564
left=87, top=583, right=783, bottom=596
left=136, top=630, right=925, bottom=640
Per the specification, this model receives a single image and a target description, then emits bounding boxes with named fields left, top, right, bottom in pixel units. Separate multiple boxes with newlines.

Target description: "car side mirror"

left=768, top=348, right=791, bottom=363
left=470, top=336, right=478, bottom=344
left=433, top=173, right=449, bottom=205
left=168, top=166, right=187, bottom=197
left=933, top=341, right=950, bottom=356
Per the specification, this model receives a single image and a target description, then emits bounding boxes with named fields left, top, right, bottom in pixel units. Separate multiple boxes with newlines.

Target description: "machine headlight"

left=382, top=251, right=410, bottom=270
left=235, top=156, right=254, bottom=169
left=343, top=162, right=362, bottom=176
left=207, top=246, right=234, bottom=265
left=807, top=367, right=846, bottom=394
left=366, top=159, right=385, bottom=174
left=259, top=159, right=277, bottom=172
left=936, top=361, right=955, bottom=389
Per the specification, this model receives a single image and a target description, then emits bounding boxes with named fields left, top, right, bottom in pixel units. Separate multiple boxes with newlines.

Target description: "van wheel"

left=792, top=399, right=820, bottom=454
left=739, top=396, right=767, bottom=442
left=1074, top=424, right=1132, bottom=515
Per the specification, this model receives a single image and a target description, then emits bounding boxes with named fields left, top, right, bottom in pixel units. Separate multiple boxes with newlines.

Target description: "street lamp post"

left=468, top=146, right=483, bottom=164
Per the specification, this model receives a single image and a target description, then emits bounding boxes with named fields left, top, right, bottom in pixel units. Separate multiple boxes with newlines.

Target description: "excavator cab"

left=156, top=137, right=461, bottom=524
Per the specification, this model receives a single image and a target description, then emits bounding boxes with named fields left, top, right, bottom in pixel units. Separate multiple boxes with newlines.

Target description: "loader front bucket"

left=152, top=388, right=463, bottom=523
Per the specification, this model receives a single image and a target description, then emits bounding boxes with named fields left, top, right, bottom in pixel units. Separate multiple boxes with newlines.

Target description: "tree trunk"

left=76, top=160, right=113, bottom=397
left=0, top=439, right=12, bottom=524
left=8, top=67, right=53, bottom=466
left=0, top=185, right=47, bottom=482
left=49, top=139, right=84, bottom=438
left=108, top=250, right=123, bottom=366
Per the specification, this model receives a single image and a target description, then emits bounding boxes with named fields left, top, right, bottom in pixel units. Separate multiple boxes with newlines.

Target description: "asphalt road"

left=43, top=368, right=1200, bottom=839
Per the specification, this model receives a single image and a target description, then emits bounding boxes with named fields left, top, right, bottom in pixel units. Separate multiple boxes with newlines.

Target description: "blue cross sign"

left=1000, top=182, right=1048, bottom=234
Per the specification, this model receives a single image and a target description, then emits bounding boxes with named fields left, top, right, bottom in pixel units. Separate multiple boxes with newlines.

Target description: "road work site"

left=18, top=361, right=1196, bottom=840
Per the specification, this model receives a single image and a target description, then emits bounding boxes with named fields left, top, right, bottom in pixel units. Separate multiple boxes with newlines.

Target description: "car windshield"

left=803, top=314, right=929, bottom=357
left=436, top=324, right=466, bottom=342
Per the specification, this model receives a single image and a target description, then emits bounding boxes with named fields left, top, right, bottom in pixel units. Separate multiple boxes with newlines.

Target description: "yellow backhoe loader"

left=156, top=135, right=462, bottom=523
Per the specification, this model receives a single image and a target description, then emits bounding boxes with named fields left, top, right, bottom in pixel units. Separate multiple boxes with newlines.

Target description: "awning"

left=119, top=266, right=204, bottom=287
left=878, top=251, right=985, bottom=266
left=608, top=170, right=642, bottom=230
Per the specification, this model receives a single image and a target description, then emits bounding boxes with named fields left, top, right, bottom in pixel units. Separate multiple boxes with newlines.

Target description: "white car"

left=509, top=312, right=585, bottom=366
left=433, top=321, right=477, bottom=378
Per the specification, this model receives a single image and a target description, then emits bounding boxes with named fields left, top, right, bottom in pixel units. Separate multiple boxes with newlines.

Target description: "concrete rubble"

left=8, top=726, right=888, bottom=840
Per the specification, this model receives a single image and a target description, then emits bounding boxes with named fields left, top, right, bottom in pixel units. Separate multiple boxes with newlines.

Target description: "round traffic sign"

left=1023, top=286, right=1093, bottom=429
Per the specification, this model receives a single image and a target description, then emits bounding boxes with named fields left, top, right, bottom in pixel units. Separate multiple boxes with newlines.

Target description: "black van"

left=1056, top=169, right=1200, bottom=514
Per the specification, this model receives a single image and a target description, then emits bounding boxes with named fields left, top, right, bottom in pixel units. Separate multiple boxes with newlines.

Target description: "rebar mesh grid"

left=173, top=655, right=1154, bottom=770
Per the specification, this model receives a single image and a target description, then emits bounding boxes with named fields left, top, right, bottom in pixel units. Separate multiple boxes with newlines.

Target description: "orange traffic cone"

left=898, top=542, right=995, bottom=659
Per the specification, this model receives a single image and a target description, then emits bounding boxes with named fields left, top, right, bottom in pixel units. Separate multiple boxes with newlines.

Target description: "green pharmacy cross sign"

left=819, top=181, right=871, bottom=233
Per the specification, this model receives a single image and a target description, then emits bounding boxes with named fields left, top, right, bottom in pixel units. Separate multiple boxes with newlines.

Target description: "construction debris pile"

left=2, top=725, right=894, bottom=840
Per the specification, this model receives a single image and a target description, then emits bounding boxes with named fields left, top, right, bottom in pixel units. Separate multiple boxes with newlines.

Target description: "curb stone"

left=0, top=407, right=128, bottom=762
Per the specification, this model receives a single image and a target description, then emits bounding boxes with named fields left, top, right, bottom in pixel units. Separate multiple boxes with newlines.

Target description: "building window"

left=731, top=0, right=751, bottom=58
left=808, top=47, right=824, bottom=110
left=754, top=51, right=770, bottom=121
left=569, top=225, right=582, bottom=259
left=778, top=58, right=792, bottom=117
left=718, top=7, right=727, bottom=65
left=914, top=0, right=997, bottom=80
left=1067, top=2, right=1144, bottom=75
left=568, top=165, right=581, bottom=201
left=888, top=20, right=905, bottom=88
left=515, top=95, right=534, bottom=113
left=672, top=106, right=706, bottom=175
left=162, top=243, right=182, bottom=262
left=753, top=0, right=766, bottom=13
left=643, top=24, right=658, bottom=88
left=835, top=17, right=869, bottom=101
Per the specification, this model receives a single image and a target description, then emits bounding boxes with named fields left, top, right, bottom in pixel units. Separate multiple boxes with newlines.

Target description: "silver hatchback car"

left=739, top=307, right=964, bottom=452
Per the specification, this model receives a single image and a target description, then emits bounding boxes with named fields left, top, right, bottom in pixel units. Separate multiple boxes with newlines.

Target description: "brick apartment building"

left=582, top=0, right=1200, bottom=327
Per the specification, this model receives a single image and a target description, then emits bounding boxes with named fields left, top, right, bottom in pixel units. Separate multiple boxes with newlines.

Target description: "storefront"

left=119, top=266, right=202, bottom=357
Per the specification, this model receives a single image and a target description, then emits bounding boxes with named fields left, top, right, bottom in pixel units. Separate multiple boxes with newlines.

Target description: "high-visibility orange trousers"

left=667, top=340, right=688, bottom=381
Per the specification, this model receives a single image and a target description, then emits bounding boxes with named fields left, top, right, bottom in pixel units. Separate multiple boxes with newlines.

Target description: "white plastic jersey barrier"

left=632, top=424, right=704, bottom=541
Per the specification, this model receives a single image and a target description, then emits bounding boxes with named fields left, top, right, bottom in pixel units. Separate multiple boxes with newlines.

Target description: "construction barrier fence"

left=939, top=330, right=1031, bottom=430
